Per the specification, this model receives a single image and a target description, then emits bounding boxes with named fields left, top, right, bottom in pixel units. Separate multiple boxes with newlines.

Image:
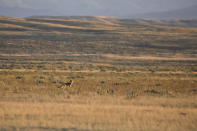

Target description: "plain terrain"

left=0, top=16, right=197, bottom=131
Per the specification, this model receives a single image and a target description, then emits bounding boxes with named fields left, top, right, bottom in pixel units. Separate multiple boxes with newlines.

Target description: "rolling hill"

left=27, top=16, right=197, bottom=28
left=0, top=16, right=197, bottom=65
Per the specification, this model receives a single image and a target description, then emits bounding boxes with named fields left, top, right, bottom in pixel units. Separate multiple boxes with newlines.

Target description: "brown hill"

left=0, top=16, right=196, bottom=60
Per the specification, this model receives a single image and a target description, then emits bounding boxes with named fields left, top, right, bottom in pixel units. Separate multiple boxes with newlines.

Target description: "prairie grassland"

left=0, top=64, right=197, bottom=131
left=0, top=16, right=197, bottom=130
left=0, top=96, right=197, bottom=131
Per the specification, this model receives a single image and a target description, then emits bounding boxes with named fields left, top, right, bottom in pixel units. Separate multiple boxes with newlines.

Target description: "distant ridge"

left=27, top=16, right=197, bottom=28
left=117, top=19, right=197, bottom=28
left=1, top=3, right=197, bottom=19
left=130, top=5, right=197, bottom=19
left=0, top=6, right=57, bottom=17
left=28, top=16, right=118, bottom=21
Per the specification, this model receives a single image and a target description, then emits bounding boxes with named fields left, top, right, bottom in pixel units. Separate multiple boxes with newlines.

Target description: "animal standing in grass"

left=59, top=80, right=73, bottom=88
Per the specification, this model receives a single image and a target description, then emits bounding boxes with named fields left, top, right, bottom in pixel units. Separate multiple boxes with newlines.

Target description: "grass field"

left=0, top=16, right=197, bottom=131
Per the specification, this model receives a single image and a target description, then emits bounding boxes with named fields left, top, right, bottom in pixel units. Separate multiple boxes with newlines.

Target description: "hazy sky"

left=0, top=0, right=197, bottom=17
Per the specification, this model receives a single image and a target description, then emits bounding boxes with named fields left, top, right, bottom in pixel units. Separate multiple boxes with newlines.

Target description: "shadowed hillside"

left=0, top=16, right=197, bottom=57
left=29, top=16, right=197, bottom=27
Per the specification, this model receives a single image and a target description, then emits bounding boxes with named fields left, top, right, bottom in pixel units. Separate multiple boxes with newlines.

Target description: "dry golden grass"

left=0, top=16, right=119, bottom=32
left=0, top=95, right=197, bottom=131
left=0, top=66, right=196, bottom=130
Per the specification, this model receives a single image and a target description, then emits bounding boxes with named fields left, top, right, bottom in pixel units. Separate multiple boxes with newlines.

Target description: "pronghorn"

left=58, top=80, right=73, bottom=88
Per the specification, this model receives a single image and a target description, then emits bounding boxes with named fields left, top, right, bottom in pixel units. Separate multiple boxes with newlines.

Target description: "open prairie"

left=0, top=16, right=197, bottom=131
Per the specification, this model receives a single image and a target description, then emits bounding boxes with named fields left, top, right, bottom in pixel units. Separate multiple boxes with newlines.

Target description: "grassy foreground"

left=0, top=96, right=197, bottom=131
left=0, top=68, right=197, bottom=131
